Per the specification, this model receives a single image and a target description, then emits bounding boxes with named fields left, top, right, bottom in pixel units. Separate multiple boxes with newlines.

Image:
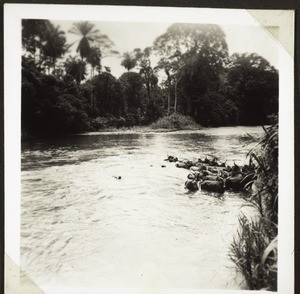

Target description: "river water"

left=21, top=127, right=263, bottom=292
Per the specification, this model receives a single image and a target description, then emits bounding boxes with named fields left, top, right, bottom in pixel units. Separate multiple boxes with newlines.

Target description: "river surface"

left=21, top=127, right=263, bottom=293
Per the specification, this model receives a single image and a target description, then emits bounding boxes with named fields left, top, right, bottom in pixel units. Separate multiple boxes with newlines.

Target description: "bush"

left=249, top=123, right=278, bottom=223
left=124, top=112, right=137, bottom=127
left=230, top=215, right=277, bottom=291
left=124, top=108, right=143, bottom=127
left=150, top=113, right=199, bottom=130
left=230, top=119, right=278, bottom=291
left=91, top=117, right=108, bottom=130
left=142, top=101, right=164, bottom=125
left=106, top=116, right=126, bottom=128
left=91, top=116, right=128, bottom=130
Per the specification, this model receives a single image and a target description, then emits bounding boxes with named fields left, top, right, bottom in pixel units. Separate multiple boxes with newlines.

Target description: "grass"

left=230, top=119, right=278, bottom=291
left=230, top=214, right=277, bottom=291
left=150, top=113, right=200, bottom=130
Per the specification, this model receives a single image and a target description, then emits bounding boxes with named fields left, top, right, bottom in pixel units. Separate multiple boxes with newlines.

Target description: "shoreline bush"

left=150, top=113, right=200, bottom=130
left=230, top=120, right=278, bottom=291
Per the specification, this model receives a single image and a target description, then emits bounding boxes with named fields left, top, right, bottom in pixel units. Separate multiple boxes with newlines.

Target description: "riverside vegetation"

left=22, top=20, right=278, bottom=137
left=21, top=19, right=279, bottom=290
left=230, top=121, right=278, bottom=291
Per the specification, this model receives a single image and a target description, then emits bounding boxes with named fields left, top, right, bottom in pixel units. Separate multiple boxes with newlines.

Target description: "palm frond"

left=261, top=236, right=278, bottom=265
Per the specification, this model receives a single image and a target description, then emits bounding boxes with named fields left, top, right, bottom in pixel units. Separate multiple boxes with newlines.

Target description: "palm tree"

left=69, top=21, right=118, bottom=60
left=22, top=19, right=50, bottom=62
left=121, top=52, right=137, bottom=72
left=42, top=22, right=67, bottom=73
left=86, top=46, right=102, bottom=78
left=138, top=47, right=158, bottom=103
left=64, top=56, right=87, bottom=85
left=69, top=21, right=102, bottom=60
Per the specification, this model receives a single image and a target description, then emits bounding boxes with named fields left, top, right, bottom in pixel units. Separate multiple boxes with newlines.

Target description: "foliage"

left=192, top=92, right=239, bottom=126
left=230, top=119, right=278, bottom=291
left=22, top=56, right=90, bottom=135
left=230, top=215, right=277, bottom=291
left=91, top=115, right=127, bottom=130
left=91, top=73, right=125, bottom=117
left=86, top=46, right=102, bottom=77
left=22, top=19, right=50, bottom=56
left=153, top=23, right=228, bottom=72
left=226, top=53, right=278, bottom=125
left=22, top=19, right=68, bottom=73
left=142, top=100, right=165, bottom=125
left=153, top=23, right=229, bottom=117
left=41, top=22, right=67, bottom=73
left=64, top=56, right=87, bottom=85
left=150, top=113, right=199, bottom=130
left=137, top=47, right=158, bottom=103
left=69, top=21, right=103, bottom=59
left=21, top=19, right=279, bottom=136
left=249, top=122, right=278, bottom=224
left=69, top=20, right=118, bottom=80
left=119, top=72, right=146, bottom=111
left=121, top=49, right=143, bottom=71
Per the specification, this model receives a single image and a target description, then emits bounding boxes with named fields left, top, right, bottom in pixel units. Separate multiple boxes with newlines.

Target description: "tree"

left=64, top=56, right=87, bottom=85
left=86, top=46, right=102, bottom=77
left=22, top=19, right=50, bottom=60
left=119, top=72, right=146, bottom=110
left=137, top=47, right=158, bottom=103
left=121, top=52, right=137, bottom=72
left=226, top=53, right=278, bottom=125
left=41, top=22, right=67, bottom=73
left=91, top=73, right=125, bottom=117
left=193, top=91, right=239, bottom=126
left=69, top=21, right=119, bottom=62
left=120, top=49, right=143, bottom=72
left=177, top=53, right=224, bottom=116
left=69, top=21, right=101, bottom=60
left=154, top=23, right=228, bottom=69
left=21, top=56, right=90, bottom=135
left=22, top=20, right=69, bottom=75
left=153, top=23, right=229, bottom=116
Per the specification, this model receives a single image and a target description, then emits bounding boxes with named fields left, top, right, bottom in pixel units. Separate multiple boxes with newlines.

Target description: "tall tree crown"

left=154, top=23, right=229, bottom=73
left=69, top=21, right=118, bottom=60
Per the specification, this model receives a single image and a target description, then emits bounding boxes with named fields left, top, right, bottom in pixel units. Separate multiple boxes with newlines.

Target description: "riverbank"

left=21, top=126, right=200, bottom=140
left=80, top=125, right=201, bottom=135
left=78, top=125, right=265, bottom=137
left=22, top=125, right=266, bottom=141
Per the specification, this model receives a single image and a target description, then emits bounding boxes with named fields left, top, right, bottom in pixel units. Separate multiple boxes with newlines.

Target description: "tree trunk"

left=146, top=82, right=151, bottom=104
left=166, top=72, right=171, bottom=115
left=91, top=88, right=96, bottom=110
left=53, top=58, right=56, bottom=74
left=187, top=95, right=191, bottom=115
left=174, top=82, right=178, bottom=114
left=174, top=75, right=182, bottom=114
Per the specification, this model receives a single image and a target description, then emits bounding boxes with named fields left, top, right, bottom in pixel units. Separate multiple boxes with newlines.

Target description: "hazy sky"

left=52, top=20, right=279, bottom=78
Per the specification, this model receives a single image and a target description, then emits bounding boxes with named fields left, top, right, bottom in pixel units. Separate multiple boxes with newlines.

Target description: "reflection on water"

left=21, top=127, right=262, bottom=291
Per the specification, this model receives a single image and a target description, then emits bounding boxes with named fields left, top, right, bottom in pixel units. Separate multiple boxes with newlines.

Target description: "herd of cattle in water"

left=164, top=155, right=257, bottom=195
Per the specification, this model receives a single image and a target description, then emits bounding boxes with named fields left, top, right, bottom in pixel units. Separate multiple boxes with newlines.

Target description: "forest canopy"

left=21, top=19, right=279, bottom=136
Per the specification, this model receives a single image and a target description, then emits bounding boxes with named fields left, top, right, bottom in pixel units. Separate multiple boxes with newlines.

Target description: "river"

left=21, top=126, right=263, bottom=293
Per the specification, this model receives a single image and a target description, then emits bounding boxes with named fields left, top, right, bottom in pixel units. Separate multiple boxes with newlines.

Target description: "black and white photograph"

left=4, top=4, right=294, bottom=294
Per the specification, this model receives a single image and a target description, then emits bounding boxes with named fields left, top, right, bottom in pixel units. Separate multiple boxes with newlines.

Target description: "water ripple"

left=21, top=127, right=262, bottom=290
